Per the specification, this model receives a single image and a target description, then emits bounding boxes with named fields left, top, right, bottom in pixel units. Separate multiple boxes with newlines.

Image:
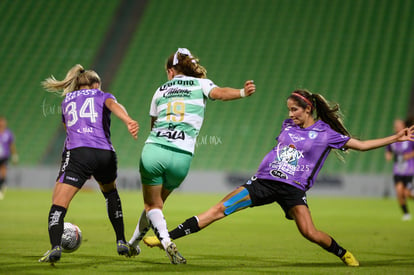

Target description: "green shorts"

left=139, top=143, right=193, bottom=191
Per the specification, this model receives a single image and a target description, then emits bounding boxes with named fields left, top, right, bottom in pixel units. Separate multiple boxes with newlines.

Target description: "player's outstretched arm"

left=209, top=80, right=255, bottom=101
left=345, top=125, right=414, bottom=151
left=105, top=98, right=139, bottom=139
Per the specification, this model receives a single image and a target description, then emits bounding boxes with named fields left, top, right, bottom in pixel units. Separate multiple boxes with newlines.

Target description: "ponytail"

left=42, top=64, right=101, bottom=96
left=312, top=93, right=350, bottom=137
left=166, top=48, right=207, bottom=78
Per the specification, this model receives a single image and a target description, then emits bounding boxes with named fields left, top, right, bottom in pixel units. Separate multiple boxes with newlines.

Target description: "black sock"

left=169, top=216, right=200, bottom=240
left=103, top=189, right=125, bottom=242
left=0, top=178, right=5, bottom=189
left=401, top=204, right=409, bottom=214
left=325, top=238, right=346, bottom=258
left=48, top=204, right=67, bottom=248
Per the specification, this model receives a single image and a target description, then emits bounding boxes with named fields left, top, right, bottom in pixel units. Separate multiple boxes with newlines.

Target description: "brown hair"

left=289, top=89, right=350, bottom=137
left=405, top=116, right=414, bottom=127
left=166, top=49, right=207, bottom=78
left=42, top=64, right=101, bottom=96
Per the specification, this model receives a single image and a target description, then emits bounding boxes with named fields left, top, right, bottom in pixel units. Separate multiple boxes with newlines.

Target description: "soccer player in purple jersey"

left=143, top=89, right=414, bottom=267
left=0, top=116, right=18, bottom=200
left=38, top=64, right=139, bottom=263
left=385, top=118, right=414, bottom=221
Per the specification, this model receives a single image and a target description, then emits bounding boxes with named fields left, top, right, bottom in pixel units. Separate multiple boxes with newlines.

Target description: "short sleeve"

left=327, top=129, right=350, bottom=149
left=199, top=78, right=217, bottom=99
left=386, top=144, right=392, bottom=153
left=104, top=92, right=117, bottom=102
left=149, top=91, right=158, bottom=117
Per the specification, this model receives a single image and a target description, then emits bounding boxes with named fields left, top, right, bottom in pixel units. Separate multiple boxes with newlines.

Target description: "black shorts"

left=243, top=177, right=308, bottom=220
left=57, top=147, right=117, bottom=188
left=0, top=158, right=9, bottom=166
left=394, top=175, right=413, bottom=188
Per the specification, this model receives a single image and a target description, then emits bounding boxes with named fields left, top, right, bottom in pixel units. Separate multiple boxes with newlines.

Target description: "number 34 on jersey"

left=65, top=97, right=98, bottom=127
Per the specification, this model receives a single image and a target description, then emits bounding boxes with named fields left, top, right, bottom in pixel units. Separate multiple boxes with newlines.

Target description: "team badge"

left=308, top=131, right=318, bottom=139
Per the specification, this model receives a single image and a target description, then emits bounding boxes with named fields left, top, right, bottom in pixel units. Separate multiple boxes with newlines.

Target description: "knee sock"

left=169, top=216, right=200, bottom=240
left=324, top=237, right=346, bottom=258
left=0, top=178, right=5, bottom=190
left=103, top=189, right=125, bottom=242
left=147, top=208, right=171, bottom=249
left=48, top=204, right=67, bottom=248
left=129, top=209, right=150, bottom=246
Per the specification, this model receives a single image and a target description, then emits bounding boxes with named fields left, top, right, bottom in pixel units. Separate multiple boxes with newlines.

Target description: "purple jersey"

left=0, top=129, right=14, bottom=159
left=386, top=141, right=414, bottom=176
left=255, top=119, right=350, bottom=191
left=61, top=89, right=116, bottom=151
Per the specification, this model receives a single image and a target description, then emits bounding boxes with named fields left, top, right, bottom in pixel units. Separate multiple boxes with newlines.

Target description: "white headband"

left=173, top=48, right=193, bottom=65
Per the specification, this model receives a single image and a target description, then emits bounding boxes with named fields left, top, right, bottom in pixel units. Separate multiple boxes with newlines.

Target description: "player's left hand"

left=243, top=80, right=256, bottom=97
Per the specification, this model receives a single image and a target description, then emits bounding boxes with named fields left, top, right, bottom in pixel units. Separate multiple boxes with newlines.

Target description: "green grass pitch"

left=0, top=189, right=413, bottom=274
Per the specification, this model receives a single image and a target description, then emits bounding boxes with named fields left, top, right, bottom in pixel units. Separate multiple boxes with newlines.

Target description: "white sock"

left=129, top=209, right=150, bottom=246
left=147, top=208, right=171, bottom=249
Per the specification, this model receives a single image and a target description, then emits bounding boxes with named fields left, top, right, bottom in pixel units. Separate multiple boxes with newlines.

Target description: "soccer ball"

left=61, top=222, right=82, bottom=253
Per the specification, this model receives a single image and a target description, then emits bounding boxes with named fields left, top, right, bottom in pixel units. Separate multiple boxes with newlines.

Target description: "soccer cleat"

left=341, top=251, right=359, bottom=267
left=165, top=242, right=186, bottom=264
left=143, top=236, right=163, bottom=249
left=127, top=242, right=141, bottom=257
left=402, top=213, right=411, bottom=221
left=39, top=246, right=62, bottom=263
left=117, top=240, right=134, bottom=257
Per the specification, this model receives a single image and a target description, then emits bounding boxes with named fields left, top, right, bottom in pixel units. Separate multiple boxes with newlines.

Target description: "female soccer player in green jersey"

left=127, top=48, right=256, bottom=264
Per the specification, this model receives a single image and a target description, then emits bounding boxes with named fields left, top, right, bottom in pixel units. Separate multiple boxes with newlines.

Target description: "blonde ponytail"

left=42, top=64, right=101, bottom=96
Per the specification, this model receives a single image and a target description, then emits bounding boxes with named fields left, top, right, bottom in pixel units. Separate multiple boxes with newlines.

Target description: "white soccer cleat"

left=402, top=213, right=411, bottom=221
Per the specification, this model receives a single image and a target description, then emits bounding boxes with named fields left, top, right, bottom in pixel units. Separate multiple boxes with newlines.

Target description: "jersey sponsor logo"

left=156, top=130, right=185, bottom=140
left=160, top=80, right=195, bottom=91
left=77, top=127, right=94, bottom=134
left=64, top=89, right=99, bottom=102
left=269, top=144, right=305, bottom=176
left=277, top=144, right=303, bottom=166
left=162, top=88, right=192, bottom=98
left=270, top=169, right=287, bottom=179
left=155, top=123, right=186, bottom=140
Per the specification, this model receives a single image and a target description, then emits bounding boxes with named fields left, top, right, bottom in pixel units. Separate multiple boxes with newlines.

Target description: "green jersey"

left=146, top=75, right=217, bottom=154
